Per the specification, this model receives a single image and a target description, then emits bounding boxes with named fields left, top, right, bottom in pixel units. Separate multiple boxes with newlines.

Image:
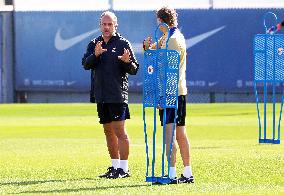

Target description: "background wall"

left=12, top=9, right=284, bottom=102
left=1, top=0, right=284, bottom=103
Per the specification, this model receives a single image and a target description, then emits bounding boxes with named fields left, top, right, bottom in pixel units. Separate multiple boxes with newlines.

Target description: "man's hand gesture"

left=118, top=48, right=131, bottom=63
left=94, top=41, right=107, bottom=57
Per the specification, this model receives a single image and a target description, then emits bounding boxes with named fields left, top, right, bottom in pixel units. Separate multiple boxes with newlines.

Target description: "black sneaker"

left=178, top=174, right=194, bottom=183
left=162, top=175, right=178, bottom=184
left=168, top=177, right=178, bottom=184
left=107, top=168, right=130, bottom=179
left=99, top=167, right=116, bottom=178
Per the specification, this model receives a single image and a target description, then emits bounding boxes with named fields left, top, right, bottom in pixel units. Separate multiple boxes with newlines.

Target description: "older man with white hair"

left=82, top=11, right=139, bottom=179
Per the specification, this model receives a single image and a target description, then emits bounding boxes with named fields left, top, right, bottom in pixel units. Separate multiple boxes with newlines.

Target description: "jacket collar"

left=100, top=33, right=120, bottom=43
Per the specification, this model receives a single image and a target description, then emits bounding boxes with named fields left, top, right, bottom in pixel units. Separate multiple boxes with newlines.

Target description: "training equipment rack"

left=143, top=23, right=180, bottom=184
left=254, top=12, right=283, bottom=144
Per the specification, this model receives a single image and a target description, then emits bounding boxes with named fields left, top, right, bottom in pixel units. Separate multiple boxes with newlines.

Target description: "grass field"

left=0, top=103, right=283, bottom=194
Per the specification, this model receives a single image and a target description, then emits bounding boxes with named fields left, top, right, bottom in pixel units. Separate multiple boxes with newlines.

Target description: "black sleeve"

left=90, top=69, right=96, bottom=103
left=82, top=41, right=100, bottom=70
left=120, top=40, right=139, bottom=75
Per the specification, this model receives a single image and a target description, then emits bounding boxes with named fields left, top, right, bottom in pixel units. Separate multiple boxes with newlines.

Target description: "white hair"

left=100, top=11, right=118, bottom=26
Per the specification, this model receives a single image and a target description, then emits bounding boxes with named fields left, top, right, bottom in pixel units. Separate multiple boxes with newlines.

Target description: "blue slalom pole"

left=143, top=106, right=149, bottom=177
left=254, top=83, right=262, bottom=140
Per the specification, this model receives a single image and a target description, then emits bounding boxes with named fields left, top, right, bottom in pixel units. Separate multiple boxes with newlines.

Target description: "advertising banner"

left=14, top=9, right=284, bottom=93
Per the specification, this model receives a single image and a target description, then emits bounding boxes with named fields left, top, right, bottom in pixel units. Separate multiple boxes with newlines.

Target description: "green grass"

left=0, top=103, right=283, bottom=194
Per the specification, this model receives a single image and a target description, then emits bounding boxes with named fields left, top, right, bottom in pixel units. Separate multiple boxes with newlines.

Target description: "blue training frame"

left=143, top=23, right=180, bottom=184
left=254, top=12, right=282, bottom=144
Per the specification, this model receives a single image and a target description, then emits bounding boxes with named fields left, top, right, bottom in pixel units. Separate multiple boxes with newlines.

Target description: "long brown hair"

left=156, top=6, right=178, bottom=27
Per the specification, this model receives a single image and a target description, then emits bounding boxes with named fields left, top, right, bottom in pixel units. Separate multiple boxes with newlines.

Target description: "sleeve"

left=81, top=41, right=100, bottom=70
left=168, top=37, right=181, bottom=54
left=121, top=40, right=140, bottom=75
left=90, top=69, right=96, bottom=103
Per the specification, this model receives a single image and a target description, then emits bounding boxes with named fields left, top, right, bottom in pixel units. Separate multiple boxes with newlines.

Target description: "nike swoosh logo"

left=185, top=26, right=225, bottom=48
left=66, top=81, right=76, bottom=86
left=208, top=81, right=218, bottom=87
left=131, top=26, right=226, bottom=54
left=55, top=28, right=100, bottom=51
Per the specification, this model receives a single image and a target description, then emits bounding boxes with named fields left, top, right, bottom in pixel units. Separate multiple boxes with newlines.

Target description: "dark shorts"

left=159, top=95, right=186, bottom=126
left=97, top=103, right=130, bottom=124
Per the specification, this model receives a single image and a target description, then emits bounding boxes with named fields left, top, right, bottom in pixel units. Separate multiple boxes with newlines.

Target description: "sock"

left=120, top=160, right=128, bottom=172
left=183, top=166, right=193, bottom=178
left=111, top=159, right=120, bottom=169
left=169, top=167, right=177, bottom=179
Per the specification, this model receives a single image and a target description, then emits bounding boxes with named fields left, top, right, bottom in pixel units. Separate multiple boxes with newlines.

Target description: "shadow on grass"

left=0, top=178, right=99, bottom=186
left=18, top=183, right=151, bottom=193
